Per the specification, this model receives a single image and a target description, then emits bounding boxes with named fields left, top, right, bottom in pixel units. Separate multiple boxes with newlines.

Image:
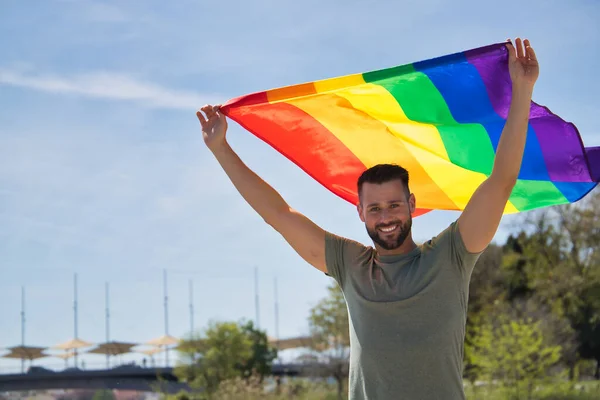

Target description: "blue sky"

left=1, top=0, right=599, bottom=371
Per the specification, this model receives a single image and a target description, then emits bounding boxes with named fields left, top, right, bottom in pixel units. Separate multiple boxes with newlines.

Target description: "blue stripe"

left=552, top=181, right=597, bottom=203
left=413, top=53, right=550, bottom=181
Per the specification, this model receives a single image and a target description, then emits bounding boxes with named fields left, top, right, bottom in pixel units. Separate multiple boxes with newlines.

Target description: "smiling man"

left=197, top=38, right=538, bottom=399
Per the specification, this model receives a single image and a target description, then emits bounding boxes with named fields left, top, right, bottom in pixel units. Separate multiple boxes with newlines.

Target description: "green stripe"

left=510, top=180, right=569, bottom=211
left=362, top=65, right=570, bottom=212
left=363, top=65, right=496, bottom=175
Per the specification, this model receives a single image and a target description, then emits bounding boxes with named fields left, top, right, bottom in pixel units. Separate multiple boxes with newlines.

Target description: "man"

left=197, top=38, right=538, bottom=399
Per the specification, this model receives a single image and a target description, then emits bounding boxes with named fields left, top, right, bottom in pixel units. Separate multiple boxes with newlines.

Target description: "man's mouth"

left=378, top=224, right=398, bottom=233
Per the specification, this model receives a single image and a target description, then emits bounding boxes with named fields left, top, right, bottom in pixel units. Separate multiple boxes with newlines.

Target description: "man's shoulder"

left=324, top=231, right=373, bottom=283
left=325, top=231, right=372, bottom=255
left=422, top=221, right=459, bottom=249
left=421, top=220, right=482, bottom=275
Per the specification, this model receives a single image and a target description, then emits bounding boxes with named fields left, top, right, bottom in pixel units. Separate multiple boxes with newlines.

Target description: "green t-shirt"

left=325, top=221, right=481, bottom=400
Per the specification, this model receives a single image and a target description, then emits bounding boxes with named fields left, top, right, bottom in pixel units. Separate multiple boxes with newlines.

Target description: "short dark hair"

left=357, top=164, right=410, bottom=200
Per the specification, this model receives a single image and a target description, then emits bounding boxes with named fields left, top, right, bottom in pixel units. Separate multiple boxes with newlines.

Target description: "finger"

left=213, top=104, right=225, bottom=118
left=217, top=109, right=227, bottom=123
left=196, top=110, right=207, bottom=128
left=524, top=39, right=537, bottom=61
left=201, top=104, right=215, bottom=119
left=505, top=40, right=516, bottom=61
left=515, top=37, right=525, bottom=59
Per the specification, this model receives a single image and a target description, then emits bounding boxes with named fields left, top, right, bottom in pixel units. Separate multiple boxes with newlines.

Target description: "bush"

left=164, top=372, right=340, bottom=400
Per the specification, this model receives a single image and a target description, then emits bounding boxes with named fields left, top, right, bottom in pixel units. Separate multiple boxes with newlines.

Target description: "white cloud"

left=0, top=68, right=224, bottom=110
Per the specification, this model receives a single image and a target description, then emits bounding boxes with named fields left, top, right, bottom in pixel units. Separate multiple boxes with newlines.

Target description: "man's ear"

left=357, top=203, right=365, bottom=223
left=409, top=193, right=416, bottom=214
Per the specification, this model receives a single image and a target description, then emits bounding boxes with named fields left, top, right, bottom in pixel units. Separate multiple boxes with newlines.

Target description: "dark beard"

left=366, top=217, right=412, bottom=251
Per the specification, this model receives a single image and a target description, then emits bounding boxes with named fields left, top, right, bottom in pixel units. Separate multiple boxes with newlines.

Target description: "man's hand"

left=197, top=104, right=228, bottom=151
left=507, top=38, right=539, bottom=91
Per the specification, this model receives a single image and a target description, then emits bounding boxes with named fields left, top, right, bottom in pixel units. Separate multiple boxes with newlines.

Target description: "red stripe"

left=221, top=95, right=431, bottom=216
left=222, top=91, right=268, bottom=108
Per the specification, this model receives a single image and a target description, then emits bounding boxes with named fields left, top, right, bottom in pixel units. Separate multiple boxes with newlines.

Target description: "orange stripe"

left=267, top=83, right=317, bottom=102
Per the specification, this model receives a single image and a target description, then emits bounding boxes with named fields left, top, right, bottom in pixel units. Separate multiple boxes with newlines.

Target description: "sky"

left=1, top=0, right=599, bottom=372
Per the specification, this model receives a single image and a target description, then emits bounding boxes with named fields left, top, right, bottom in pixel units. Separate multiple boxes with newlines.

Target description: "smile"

left=378, top=225, right=398, bottom=233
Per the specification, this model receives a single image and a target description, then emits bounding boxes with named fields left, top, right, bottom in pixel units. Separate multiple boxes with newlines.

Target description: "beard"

left=366, top=217, right=412, bottom=251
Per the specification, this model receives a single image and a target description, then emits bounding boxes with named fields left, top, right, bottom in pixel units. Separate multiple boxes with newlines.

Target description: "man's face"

left=357, top=180, right=415, bottom=251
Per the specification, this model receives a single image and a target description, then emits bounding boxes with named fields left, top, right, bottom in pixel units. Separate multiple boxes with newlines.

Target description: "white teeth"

left=379, top=225, right=397, bottom=233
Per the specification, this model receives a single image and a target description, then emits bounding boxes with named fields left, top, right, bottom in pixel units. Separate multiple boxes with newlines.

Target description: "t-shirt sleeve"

left=451, top=221, right=482, bottom=275
left=324, top=231, right=368, bottom=288
left=434, top=221, right=483, bottom=279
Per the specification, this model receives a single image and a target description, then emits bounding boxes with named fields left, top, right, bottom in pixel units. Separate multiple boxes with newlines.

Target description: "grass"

left=464, top=380, right=600, bottom=400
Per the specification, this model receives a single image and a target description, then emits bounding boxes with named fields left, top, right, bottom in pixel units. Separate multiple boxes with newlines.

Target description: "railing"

left=0, top=359, right=162, bottom=375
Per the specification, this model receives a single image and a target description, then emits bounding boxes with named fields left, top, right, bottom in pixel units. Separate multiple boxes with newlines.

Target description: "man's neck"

left=375, top=236, right=418, bottom=257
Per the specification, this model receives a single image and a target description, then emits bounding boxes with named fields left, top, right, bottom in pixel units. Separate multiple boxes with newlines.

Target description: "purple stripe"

left=464, top=43, right=593, bottom=182
left=586, top=146, right=600, bottom=182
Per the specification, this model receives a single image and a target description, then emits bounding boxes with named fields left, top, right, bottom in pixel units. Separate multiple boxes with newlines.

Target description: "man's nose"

left=379, top=209, right=393, bottom=222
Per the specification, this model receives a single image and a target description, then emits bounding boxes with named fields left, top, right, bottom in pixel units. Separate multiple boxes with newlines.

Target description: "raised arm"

left=458, top=38, right=539, bottom=254
left=197, top=105, right=328, bottom=273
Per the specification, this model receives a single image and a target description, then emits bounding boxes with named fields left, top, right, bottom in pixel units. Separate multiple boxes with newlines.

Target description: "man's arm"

left=458, top=38, right=539, bottom=254
left=197, top=105, right=328, bottom=273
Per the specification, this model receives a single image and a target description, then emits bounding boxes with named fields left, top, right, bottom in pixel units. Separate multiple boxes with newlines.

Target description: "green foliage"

left=533, top=380, right=600, bottom=400
left=470, top=313, right=562, bottom=399
left=464, top=243, right=507, bottom=383
left=239, top=320, right=278, bottom=379
left=466, top=188, right=600, bottom=386
left=207, top=374, right=339, bottom=400
left=173, top=319, right=277, bottom=396
left=308, top=282, right=350, bottom=399
left=465, top=381, right=600, bottom=400
left=91, top=391, right=116, bottom=400
left=164, top=374, right=340, bottom=400
left=308, top=283, right=350, bottom=350
left=512, top=191, right=600, bottom=376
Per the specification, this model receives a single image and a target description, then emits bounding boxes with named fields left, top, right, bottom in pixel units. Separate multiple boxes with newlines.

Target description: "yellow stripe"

left=404, top=143, right=518, bottom=212
left=284, top=93, right=459, bottom=211
left=311, top=82, right=518, bottom=213
left=312, top=74, right=365, bottom=94
left=316, top=82, right=450, bottom=162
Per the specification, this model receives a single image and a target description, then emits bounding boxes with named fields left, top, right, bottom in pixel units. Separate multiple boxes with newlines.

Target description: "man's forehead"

left=361, top=180, right=407, bottom=195
left=361, top=182, right=408, bottom=204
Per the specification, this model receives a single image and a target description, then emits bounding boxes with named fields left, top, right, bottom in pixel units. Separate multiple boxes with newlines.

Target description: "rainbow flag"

left=221, top=43, right=600, bottom=217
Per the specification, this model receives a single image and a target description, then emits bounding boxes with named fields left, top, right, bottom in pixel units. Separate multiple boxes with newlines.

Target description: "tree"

left=174, top=320, right=254, bottom=396
left=307, top=282, right=350, bottom=400
left=501, top=227, right=580, bottom=377
left=470, top=311, right=562, bottom=400
left=464, top=243, right=506, bottom=384
left=575, top=281, right=600, bottom=379
left=509, top=188, right=600, bottom=379
left=239, top=320, right=278, bottom=380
